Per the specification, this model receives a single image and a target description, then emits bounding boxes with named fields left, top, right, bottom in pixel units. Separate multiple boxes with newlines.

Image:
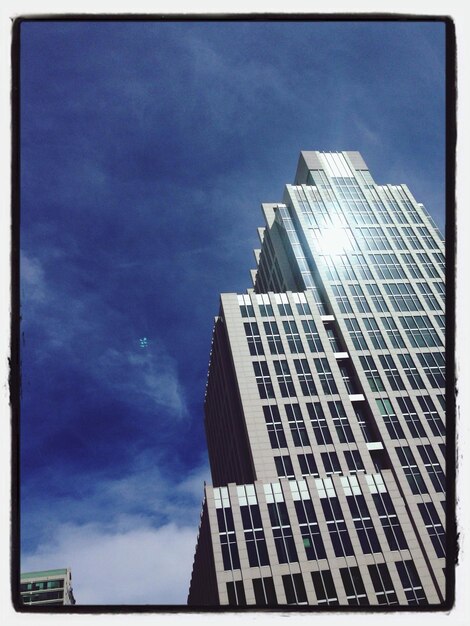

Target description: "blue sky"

left=19, top=19, right=446, bottom=604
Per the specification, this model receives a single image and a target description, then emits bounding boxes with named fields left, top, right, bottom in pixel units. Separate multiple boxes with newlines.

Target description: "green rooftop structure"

left=20, top=567, right=76, bottom=606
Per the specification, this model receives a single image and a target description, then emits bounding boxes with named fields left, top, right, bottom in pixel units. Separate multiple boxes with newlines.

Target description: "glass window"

left=402, top=226, right=421, bottom=249
left=386, top=225, right=407, bottom=249
left=398, top=353, right=425, bottom=390
left=418, top=501, right=445, bottom=558
left=293, top=493, right=327, bottom=560
left=283, top=320, right=304, bottom=354
left=253, top=361, right=275, bottom=399
left=355, top=226, right=388, bottom=251
left=256, top=293, right=274, bottom=317
left=368, top=563, right=398, bottom=605
left=381, top=316, right=406, bottom=348
left=274, top=360, right=296, bottom=397
left=417, top=352, right=446, bottom=388
left=417, top=444, right=445, bottom=492
left=351, top=253, right=374, bottom=279
left=263, top=321, right=284, bottom=355
left=321, top=495, right=354, bottom=557
left=417, top=225, right=439, bottom=249
left=396, top=560, right=428, bottom=605
left=338, top=360, right=358, bottom=394
left=301, top=319, right=323, bottom=352
left=314, top=358, right=338, bottom=394
left=298, top=453, right=319, bottom=477
left=328, top=400, right=355, bottom=443
left=401, top=252, right=424, bottom=279
left=293, top=359, right=317, bottom=396
left=293, top=292, right=311, bottom=316
left=344, top=449, right=364, bottom=473
left=348, top=283, right=371, bottom=313
left=238, top=294, right=254, bottom=317
left=363, top=317, right=387, bottom=349
left=432, top=251, right=445, bottom=272
left=285, top=403, right=310, bottom=446
left=340, top=567, right=369, bottom=605
left=417, top=283, right=441, bottom=311
left=417, top=395, right=445, bottom=436
left=274, top=455, right=295, bottom=479
left=379, top=354, right=405, bottom=391
left=253, top=577, right=277, bottom=606
left=311, top=570, right=338, bottom=605
left=345, top=318, right=368, bottom=350
left=372, top=490, right=408, bottom=551
left=307, top=401, right=333, bottom=445
left=368, top=253, right=406, bottom=279
left=346, top=490, right=381, bottom=554
left=217, top=502, right=241, bottom=570
left=277, top=301, right=292, bottom=317
left=360, top=355, right=385, bottom=392
left=376, top=398, right=405, bottom=439
left=240, top=498, right=270, bottom=568
left=321, top=451, right=341, bottom=475
left=384, top=282, right=422, bottom=312
left=268, top=501, right=298, bottom=564
left=331, top=285, right=353, bottom=314
left=397, top=397, right=426, bottom=437
left=263, top=405, right=287, bottom=449
left=354, top=405, right=375, bottom=443
left=417, top=252, right=440, bottom=279
left=399, top=316, right=442, bottom=349
left=325, top=324, right=342, bottom=352
left=366, top=283, right=388, bottom=313
left=282, top=574, right=307, bottom=605
left=244, top=321, right=264, bottom=356
left=226, top=580, right=246, bottom=606
left=396, top=446, right=428, bottom=495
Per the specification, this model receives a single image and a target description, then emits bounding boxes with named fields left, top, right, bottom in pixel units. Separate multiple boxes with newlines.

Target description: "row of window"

left=397, top=445, right=446, bottom=495
left=239, top=292, right=321, bottom=318
left=276, top=449, right=364, bottom=479
left=20, top=580, right=64, bottom=591
left=226, top=558, right=427, bottom=606
left=357, top=346, right=444, bottom=394
left=245, top=319, right=324, bottom=356
left=294, top=174, right=428, bottom=234
left=216, top=475, right=432, bottom=572
left=353, top=224, right=440, bottom=253
left=263, top=396, right=442, bottom=469
left=253, top=358, right=339, bottom=399
left=21, top=590, right=64, bottom=603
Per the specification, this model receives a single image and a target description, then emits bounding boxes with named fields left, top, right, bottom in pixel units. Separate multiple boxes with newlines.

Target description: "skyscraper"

left=187, top=151, right=447, bottom=607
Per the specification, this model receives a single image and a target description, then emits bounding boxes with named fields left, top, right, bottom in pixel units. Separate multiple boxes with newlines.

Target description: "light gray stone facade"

left=188, top=151, right=447, bottom=608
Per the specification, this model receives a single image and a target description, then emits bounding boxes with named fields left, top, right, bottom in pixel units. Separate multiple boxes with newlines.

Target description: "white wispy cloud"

left=21, top=459, right=211, bottom=604
left=20, top=249, right=188, bottom=419
left=21, top=519, right=199, bottom=604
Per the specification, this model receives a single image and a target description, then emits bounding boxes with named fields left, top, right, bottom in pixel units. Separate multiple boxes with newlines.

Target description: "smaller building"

left=20, top=568, right=76, bottom=606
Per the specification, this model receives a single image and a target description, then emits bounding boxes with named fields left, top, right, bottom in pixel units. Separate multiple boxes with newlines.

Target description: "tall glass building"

left=187, top=151, right=447, bottom=607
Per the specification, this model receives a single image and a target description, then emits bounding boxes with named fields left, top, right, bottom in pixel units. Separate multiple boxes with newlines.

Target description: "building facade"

left=20, top=568, right=76, bottom=606
left=188, top=151, right=447, bottom=607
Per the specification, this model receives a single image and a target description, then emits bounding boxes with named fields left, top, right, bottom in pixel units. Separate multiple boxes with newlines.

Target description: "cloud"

left=20, top=460, right=212, bottom=604
left=21, top=519, right=199, bottom=604
left=95, top=345, right=188, bottom=419
left=22, top=458, right=211, bottom=551
left=20, top=249, right=188, bottom=419
left=20, top=254, right=47, bottom=304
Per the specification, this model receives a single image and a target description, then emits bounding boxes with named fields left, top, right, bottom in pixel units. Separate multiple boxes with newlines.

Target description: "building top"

left=294, top=150, right=369, bottom=184
left=21, top=568, right=70, bottom=579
